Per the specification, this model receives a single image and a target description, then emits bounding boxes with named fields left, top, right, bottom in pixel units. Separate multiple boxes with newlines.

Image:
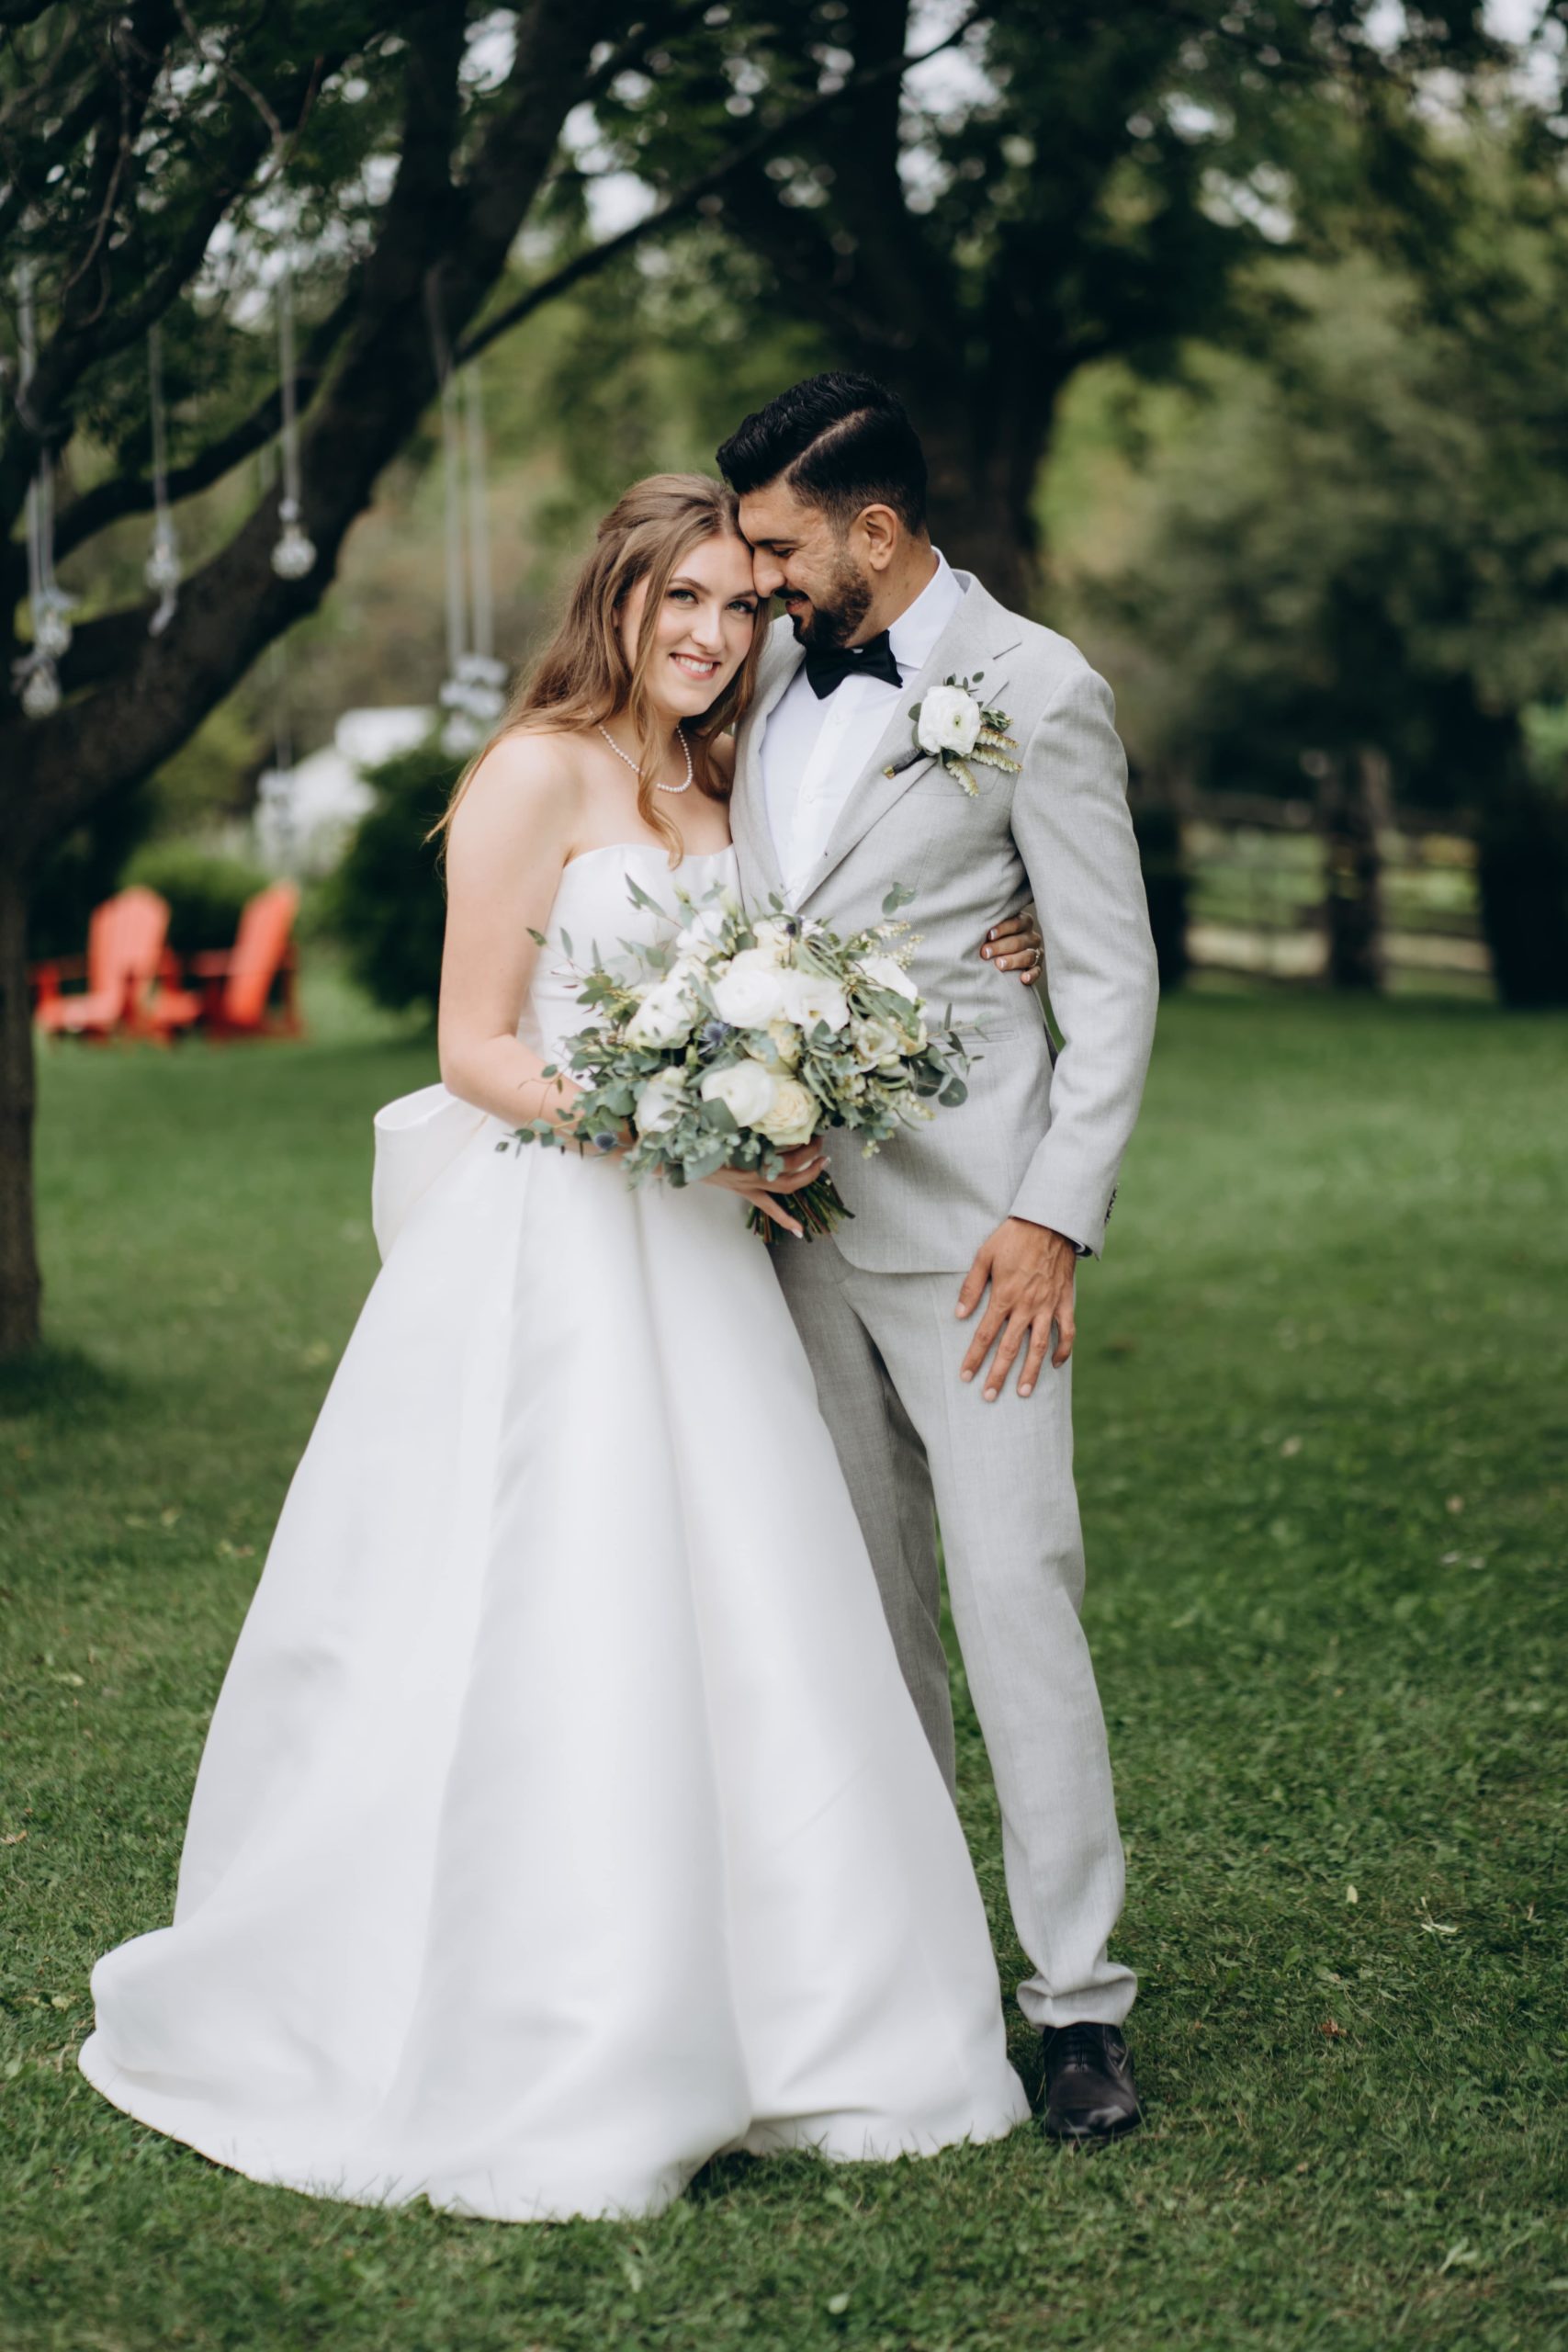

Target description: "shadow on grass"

left=0, top=1341, right=130, bottom=1427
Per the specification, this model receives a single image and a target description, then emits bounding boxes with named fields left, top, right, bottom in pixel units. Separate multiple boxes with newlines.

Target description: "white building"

left=254, top=707, right=434, bottom=875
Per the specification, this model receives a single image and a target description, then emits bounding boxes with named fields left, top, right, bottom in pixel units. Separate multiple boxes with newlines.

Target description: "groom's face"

left=738, top=481, right=874, bottom=651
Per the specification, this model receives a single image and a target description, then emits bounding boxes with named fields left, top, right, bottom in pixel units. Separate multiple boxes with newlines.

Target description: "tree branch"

left=1, top=42, right=339, bottom=530
left=0, top=4, right=619, bottom=854
left=40, top=279, right=361, bottom=572
left=459, top=1, right=982, bottom=367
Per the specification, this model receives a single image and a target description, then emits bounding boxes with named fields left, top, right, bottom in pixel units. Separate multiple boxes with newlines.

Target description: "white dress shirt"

left=761, top=549, right=964, bottom=906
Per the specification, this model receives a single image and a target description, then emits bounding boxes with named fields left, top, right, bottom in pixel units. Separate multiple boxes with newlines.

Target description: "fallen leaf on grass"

left=2, top=1829, right=26, bottom=1846
left=1320, top=2018, right=1348, bottom=2039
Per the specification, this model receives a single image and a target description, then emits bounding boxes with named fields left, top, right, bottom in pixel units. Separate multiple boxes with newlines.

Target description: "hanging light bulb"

left=271, top=498, right=316, bottom=580
left=143, top=323, right=182, bottom=634
left=20, top=662, right=61, bottom=718
left=269, top=222, right=315, bottom=582
left=428, top=294, right=504, bottom=756
left=13, top=261, right=73, bottom=714
left=31, top=588, right=73, bottom=661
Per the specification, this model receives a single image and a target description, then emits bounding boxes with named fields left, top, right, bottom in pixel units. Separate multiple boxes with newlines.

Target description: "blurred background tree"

left=589, top=0, right=1508, bottom=608
left=1050, top=131, right=1568, bottom=1003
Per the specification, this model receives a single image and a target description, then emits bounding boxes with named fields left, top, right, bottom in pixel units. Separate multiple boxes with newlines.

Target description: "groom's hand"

left=955, top=1217, right=1077, bottom=1398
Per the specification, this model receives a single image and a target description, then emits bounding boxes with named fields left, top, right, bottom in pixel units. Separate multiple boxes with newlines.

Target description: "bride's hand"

left=978, top=905, right=1043, bottom=985
left=705, top=1142, right=827, bottom=1240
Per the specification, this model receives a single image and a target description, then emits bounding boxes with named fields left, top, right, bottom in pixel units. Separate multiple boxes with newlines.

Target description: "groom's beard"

left=782, top=557, right=873, bottom=650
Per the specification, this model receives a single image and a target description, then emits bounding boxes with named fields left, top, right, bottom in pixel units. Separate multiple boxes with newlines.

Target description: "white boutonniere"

left=903, top=673, right=1021, bottom=798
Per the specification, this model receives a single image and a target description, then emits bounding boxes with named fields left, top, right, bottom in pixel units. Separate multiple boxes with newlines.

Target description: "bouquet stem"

left=747, top=1170, right=852, bottom=1243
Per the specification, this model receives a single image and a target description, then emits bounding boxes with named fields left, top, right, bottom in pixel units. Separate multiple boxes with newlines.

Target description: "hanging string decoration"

left=270, top=225, right=316, bottom=582
left=426, top=280, right=505, bottom=757
left=254, top=442, right=300, bottom=868
left=144, top=323, right=181, bottom=634
left=11, top=264, right=76, bottom=718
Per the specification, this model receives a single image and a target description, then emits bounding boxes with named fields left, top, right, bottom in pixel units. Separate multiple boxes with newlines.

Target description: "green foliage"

left=121, top=842, right=269, bottom=956
left=5, top=988, right=1566, bottom=2346
left=1132, top=802, right=1191, bottom=993
left=26, top=780, right=159, bottom=964
left=326, top=738, right=458, bottom=1019
left=1476, top=783, right=1568, bottom=1010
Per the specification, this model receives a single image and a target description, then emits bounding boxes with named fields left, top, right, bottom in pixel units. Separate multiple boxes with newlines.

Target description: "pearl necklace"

left=596, top=720, right=694, bottom=795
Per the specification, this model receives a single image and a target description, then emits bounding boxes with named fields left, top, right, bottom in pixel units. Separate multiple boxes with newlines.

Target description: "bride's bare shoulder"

left=447, top=725, right=588, bottom=865
left=706, top=733, right=738, bottom=786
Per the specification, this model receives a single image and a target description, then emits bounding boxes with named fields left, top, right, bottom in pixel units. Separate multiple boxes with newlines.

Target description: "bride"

left=78, top=474, right=1045, bottom=2222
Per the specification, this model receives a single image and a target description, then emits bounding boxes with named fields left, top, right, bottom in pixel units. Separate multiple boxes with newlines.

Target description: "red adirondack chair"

left=30, top=888, right=175, bottom=1038
left=144, top=881, right=303, bottom=1040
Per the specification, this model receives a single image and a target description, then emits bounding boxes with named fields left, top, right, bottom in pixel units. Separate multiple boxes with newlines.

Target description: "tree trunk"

left=917, top=389, right=1046, bottom=616
left=0, top=861, right=42, bottom=1358
left=1316, top=746, right=1388, bottom=992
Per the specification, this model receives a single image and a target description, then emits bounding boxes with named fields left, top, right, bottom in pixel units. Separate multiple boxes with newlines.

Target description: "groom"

left=718, top=374, right=1160, bottom=2142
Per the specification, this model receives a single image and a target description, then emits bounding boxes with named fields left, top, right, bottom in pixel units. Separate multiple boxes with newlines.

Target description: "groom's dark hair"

left=716, top=372, right=929, bottom=537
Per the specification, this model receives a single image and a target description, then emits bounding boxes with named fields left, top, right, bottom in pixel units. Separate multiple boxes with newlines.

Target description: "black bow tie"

left=803, top=630, right=903, bottom=699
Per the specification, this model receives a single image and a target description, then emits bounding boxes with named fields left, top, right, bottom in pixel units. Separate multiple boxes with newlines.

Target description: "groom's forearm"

left=1007, top=662, right=1158, bottom=1259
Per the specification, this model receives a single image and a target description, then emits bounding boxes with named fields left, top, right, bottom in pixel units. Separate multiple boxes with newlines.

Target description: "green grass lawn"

left=4, top=972, right=1565, bottom=2352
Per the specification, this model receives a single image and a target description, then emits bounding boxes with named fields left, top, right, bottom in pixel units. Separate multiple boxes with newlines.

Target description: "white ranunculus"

left=625, top=974, right=697, bottom=1048
left=700, top=1057, right=779, bottom=1129
left=857, top=952, right=920, bottom=1003
left=785, top=970, right=851, bottom=1034
left=632, top=1066, right=688, bottom=1135
left=917, top=684, right=982, bottom=757
left=710, top=948, right=792, bottom=1029
left=758, top=1075, right=818, bottom=1149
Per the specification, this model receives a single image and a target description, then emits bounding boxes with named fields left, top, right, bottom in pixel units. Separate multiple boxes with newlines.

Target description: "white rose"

left=852, top=1015, right=907, bottom=1070
left=857, top=952, right=920, bottom=1003
left=700, top=1057, right=779, bottom=1128
left=632, top=1066, right=688, bottom=1135
left=916, top=684, right=981, bottom=757
left=711, top=948, right=792, bottom=1029
left=758, top=1075, right=818, bottom=1149
left=764, top=1017, right=802, bottom=1069
left=785, top=970, right=851, bottom=1034
left=625, top=975, right=697, bottom=1048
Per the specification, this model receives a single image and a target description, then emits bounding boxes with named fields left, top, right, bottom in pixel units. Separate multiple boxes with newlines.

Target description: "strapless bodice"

left=518, top=840, right=737, bottom=1068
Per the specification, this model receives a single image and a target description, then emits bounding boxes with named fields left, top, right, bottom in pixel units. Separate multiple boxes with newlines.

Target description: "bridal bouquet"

left=508, top=878, right=971, bottom=1238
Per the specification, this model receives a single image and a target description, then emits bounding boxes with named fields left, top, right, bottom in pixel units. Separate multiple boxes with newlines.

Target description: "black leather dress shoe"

left=1041, top=2020, right=1142, bottom=2142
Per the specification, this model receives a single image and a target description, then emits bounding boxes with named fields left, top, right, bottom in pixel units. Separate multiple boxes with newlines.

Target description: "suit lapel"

left=800, top=573, right=1023, bottom=905
left=730, top=620, right=801, bottom=902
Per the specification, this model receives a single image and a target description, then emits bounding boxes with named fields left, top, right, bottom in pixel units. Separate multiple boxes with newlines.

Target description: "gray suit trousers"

left=772, top=1232, right=1137, bottom=2030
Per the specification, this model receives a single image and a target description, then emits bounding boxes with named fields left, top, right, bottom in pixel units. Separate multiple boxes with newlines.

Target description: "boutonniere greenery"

left=904, top=673, right=1020, bottom=797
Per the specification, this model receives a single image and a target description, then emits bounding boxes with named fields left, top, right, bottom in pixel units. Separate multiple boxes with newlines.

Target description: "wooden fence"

left=1172, top=796, right=1489, bottom=990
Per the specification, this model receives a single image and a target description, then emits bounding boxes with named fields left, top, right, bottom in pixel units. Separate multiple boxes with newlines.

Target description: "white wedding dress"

left=79, top=842, right=1029, bottom=2222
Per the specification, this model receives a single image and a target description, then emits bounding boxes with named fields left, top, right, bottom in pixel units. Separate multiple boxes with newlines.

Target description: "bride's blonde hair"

left=432, top=473, right=765, bottom=863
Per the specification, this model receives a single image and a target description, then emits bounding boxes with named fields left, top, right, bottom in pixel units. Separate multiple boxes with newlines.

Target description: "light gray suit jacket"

left=729, top=572, right=1158, bottom=1272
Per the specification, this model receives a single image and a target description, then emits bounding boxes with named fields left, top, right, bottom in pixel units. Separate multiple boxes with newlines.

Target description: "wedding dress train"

left=79, top=842, right=1029, bottom=2222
